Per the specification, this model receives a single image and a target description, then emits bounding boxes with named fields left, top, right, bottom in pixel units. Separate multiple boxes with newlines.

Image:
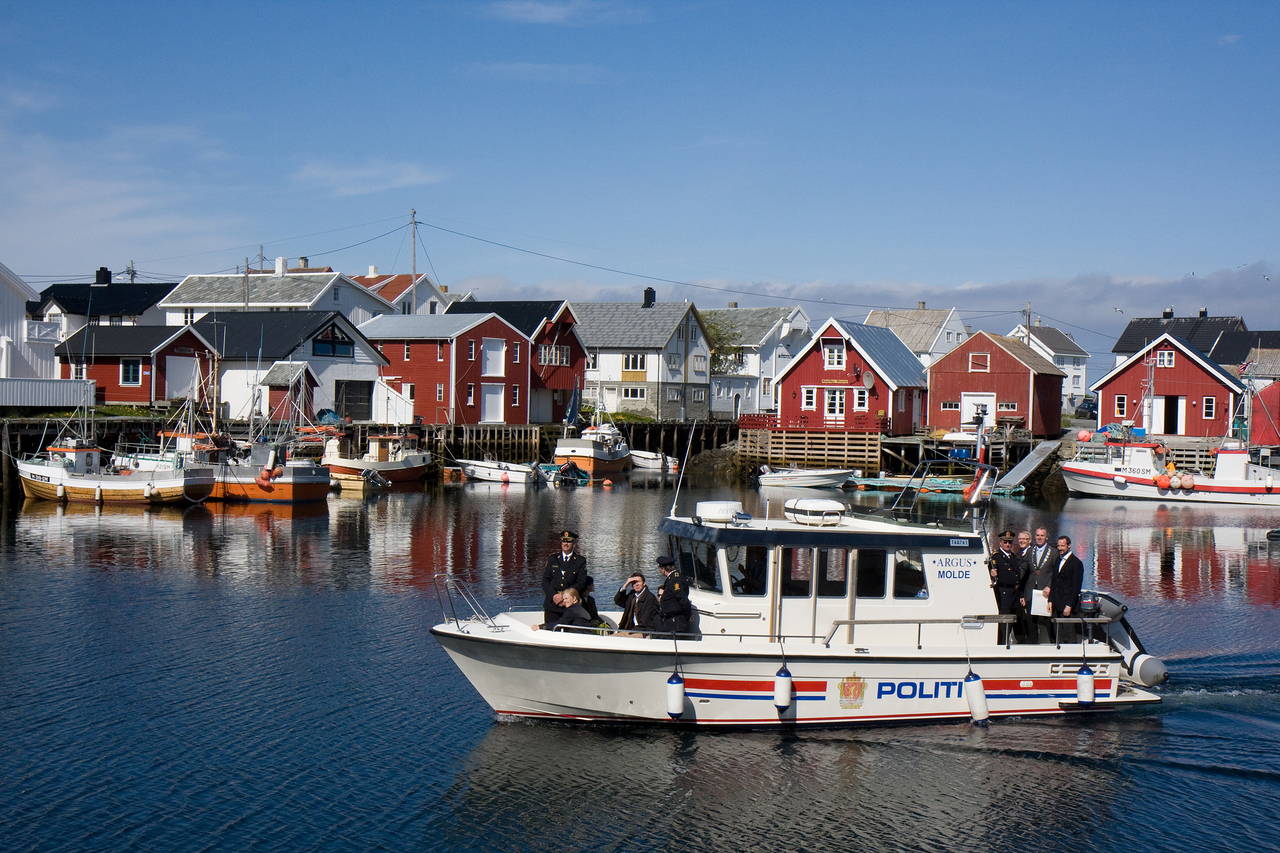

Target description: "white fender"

left=56, top=483, right=65, bottom=500
left=94, top=485, right=102, bottom=502
left=1076, top=662, right=1095, bottom=705
left=964, top=670, right=989, bottom=726
left=666, top=672, right=685, bottom=719
left=773, top=665, right=793, bottom=711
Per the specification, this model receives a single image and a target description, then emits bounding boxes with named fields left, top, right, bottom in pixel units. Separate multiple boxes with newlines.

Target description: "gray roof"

left=162, top=273, right=346, bottom=307
left=835, top=319, right=927, bottom=388
left=572, top=302, right=693, bottom=349
left=359, top=313, right=496, bottom=339
left=259, top=361, right=314, bottom=387
left=985, top=333, right=1066, bottom=376
left=863, top=307, right=953, bottom=353
left=1026, top=325, right=1088, bottom=357
left=700, top=306, right=794, bottom=348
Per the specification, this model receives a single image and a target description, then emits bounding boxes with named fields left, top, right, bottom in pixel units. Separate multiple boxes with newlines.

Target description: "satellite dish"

left=861, top=372, right=875, bottom=390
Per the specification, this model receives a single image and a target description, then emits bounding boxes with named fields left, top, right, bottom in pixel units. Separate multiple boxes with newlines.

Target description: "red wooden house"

left=444, top=300, right=586, bottom=423
left=927, top=331, right=1064, bottom=437
left=359, top=313, right=531, bottom=425
left=767, top=318, right=927, bottom=435
left=1091, top=332, right=1245, bottom=437
left=55, top=326, right=217, bottom=406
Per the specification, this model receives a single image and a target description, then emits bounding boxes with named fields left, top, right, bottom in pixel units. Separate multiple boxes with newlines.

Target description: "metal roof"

left=863, top=307, right=954, bottom=354
left=39, top=281, right=178, bottom=316
left=259, top=361, right=316, bottom=387
left=572, top=301, right=694, bottom=349
left=834, top=319, right=928, bottom=388
left=359, top=313, right=496, bottom=339
left=444, top=300, right=567, bottom=337
left=1022, top=325, right=1088, bottom=357
left=56, top=325, right=204, bottom=358
left=983, top=333, right=1066, bottom=376
left=193, top=311, right=364, bottom=361
left=161, top=273, right=352, bottom=307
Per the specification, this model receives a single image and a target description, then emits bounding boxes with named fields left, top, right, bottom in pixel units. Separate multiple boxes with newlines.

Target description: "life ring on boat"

left=119, top=468, right=132, bottom=476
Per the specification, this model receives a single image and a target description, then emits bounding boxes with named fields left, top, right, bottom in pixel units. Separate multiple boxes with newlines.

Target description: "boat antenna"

left=669, top=420, right=699, bottom=515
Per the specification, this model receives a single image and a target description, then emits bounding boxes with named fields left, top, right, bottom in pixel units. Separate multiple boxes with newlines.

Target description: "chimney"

left=642, top=287, right=656, bottom=308
left=368, top=264, right=379, bottom=277
left=917, top=300, right=926, bottom=310
left=298, top=256, right=309, bottom=268
left=94, top=266, right=112, bottom=285
left=274, top=256, right=286, bottom=276
left=1198, top=307, right=1207, bottom=318
left=1162, top=307, right=1174, bottom=319
left=727, top=301, right=738, bottom=309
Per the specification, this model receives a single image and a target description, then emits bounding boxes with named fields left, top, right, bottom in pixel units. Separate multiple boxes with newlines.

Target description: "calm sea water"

left=2, top=479, right=1278, bottom=852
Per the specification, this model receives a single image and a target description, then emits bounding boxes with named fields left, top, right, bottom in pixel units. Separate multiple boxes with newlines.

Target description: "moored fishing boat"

left=432, top=497, right=1166, bottom=727
left=552, top=420, right=632, bottom=479
left=1061, top=428, right=1280, bottom=506
left=18, top=436, right=215, bottom=504
left=756, top=465, right=853, bottom=488
left=457, top=458, right=545, bottom=485
left=323, top=432, right=431, bottom=489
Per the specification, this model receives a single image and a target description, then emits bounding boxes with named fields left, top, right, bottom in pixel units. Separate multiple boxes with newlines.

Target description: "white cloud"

left=468, top=61, right=608, bottom=84
left=1217, top=34, right=1243, bottom=46
left=292, top=159, right=441, bottom=197
left=485, top=0, right=648, bottom=25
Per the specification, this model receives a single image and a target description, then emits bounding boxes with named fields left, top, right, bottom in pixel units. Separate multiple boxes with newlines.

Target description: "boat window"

left=855, top=549, right=887, bottom=598
left=816, top=548, right=849, bottom=597
left=892, top=549, right=928, bottom=599
left=727, top=545, right=768, bottom=596
left=780, top=547, right=812, bottom=597
left=673, top=538, right=721, bottom=593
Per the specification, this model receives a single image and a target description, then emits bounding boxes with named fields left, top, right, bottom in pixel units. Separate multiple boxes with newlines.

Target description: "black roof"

left=193, top=311, right=353, bottom=361
left=56, top=325, right=193, bottom=358
left=38, top=282, right=178, bottom=317
left=1112, top=315, right=1247, bottom=355
left=444, top=300, right=565, bottom=337
left=1207, top=330, right=1280, bottom=365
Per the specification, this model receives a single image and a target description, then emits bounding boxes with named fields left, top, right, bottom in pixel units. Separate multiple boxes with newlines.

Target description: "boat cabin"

left=45, top=439, right=104, bottom=475
left=660, top=499, right=997, bottom=647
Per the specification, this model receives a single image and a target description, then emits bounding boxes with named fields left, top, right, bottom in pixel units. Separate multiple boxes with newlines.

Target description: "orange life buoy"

left=1155, top=474, right=1170, bottom=489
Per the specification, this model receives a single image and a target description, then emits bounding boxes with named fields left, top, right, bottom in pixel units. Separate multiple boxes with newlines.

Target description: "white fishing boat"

left=323, top=432, right=430, bottom=489
left=552, top=419, right=632, bottom=479
left=1061, top=429, right=1280, bottom=506
left=18, top=436, right=215, bottom=505
left=630, top=449, right=678, bottom=471
left=432, top=497, right=1166, bottom=728
left=756, top=465, right=853, bottom=489
left=457, top=458, right=544, bottom=485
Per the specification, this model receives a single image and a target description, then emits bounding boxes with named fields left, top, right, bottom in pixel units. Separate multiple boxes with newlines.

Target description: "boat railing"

left=821, top=613, right=1119, bottom=650
left=432, top=574, right=499, bottom=631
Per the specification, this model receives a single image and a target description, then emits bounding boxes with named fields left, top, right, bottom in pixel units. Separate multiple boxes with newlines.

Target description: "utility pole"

left=409, top=208, right=418, bottom=314
left=126, top=260, right=137, bottom=283
left=243, top=257, right=250, bottom=311
left=1023, top=302, right=1033, bottom=345
left=257, top=245, right=266, bottom=272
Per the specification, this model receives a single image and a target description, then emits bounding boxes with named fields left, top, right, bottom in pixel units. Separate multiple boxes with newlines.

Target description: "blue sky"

left=2, top=1, right=1277, bottom=364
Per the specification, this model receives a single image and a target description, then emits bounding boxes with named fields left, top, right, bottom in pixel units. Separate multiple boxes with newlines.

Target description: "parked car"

left=1074, top=398, right=1098, bottom=419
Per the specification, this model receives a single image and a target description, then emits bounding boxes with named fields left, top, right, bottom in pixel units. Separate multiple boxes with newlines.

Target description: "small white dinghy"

left=756, top=464, right=853, bottom=489
left=457, top=458, right=544, bottom=485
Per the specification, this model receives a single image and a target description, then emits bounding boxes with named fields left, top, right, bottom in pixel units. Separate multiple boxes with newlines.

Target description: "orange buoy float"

left=271, top=466, right=285, bottom=480
left=1155, top=474, right=1170, bottom=490
left=1076, top=430, right=1092, bottom=442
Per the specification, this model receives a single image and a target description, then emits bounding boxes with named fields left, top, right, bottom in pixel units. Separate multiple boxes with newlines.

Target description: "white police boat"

left=431, top=498, right=1166, bottom=727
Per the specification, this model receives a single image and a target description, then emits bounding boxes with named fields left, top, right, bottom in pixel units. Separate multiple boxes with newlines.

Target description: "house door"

left=601, top=386, right=618, bottom=413
left=166, top=356, right=199, bottom=399
left=824, top=388, right=846, bottom=425
left=961, top=392, right=996, bottom=431
left=1150, top=395, right=1183, bottom=435
left=480, top=383, right=505, bottom=423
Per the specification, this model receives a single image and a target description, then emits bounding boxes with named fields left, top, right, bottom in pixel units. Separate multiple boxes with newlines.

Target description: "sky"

left=2, top=0, right=1278, bottom=373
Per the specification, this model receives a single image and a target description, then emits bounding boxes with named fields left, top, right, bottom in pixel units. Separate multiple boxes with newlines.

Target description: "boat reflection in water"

left=1064, top=499, right=1280, bottom=606
left=15, top=499, right=213, bottom=571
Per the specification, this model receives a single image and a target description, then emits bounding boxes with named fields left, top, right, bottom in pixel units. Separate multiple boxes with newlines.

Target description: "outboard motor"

left=1092, top=591, right=1168, bottom=687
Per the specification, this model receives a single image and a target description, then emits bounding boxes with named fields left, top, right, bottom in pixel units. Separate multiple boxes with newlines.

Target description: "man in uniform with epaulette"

left=541, top=530, right=588, bottom=628
left=987, top=529, right=1026, bottom=644
left=656, top=555, right=692, bottom=636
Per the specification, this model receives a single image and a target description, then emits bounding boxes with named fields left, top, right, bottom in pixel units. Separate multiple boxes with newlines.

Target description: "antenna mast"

left=409, top=208, right=418, bottom=314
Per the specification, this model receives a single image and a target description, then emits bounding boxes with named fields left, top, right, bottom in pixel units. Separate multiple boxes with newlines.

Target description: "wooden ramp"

left=995, top=439, right=1060, bottom=488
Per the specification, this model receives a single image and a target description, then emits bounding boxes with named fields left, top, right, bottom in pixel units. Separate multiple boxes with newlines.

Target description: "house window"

left=801, top=388, right=817, bottom=410
left=941, top=401, right=960, bottom=410
left=623, top=387, right=646, bottom=400
left=1115, top=396, right=1127, bottom=418
left=692, top=354, right=707, bottom=372
left=824, top=388, right=845, bottom=418
left=511, top=385, right=520, bottom=406
left=513, top=343, right=520, bottom=364
left=1156, top=350, right=1175, bottom=368
left=1072, top=375, right=1082, bottom=388
left=539, top=344, right=571, bottom=366
left=429, top=302, right=438, bottom=315
left=183, top=308, right=195, bottom=324
left=693, top=388, right=705, bottom=402
left=666, top=353, right=680, bottom=370
left=467, top=340, right=475, bottom=361
left=946, top=331, right=954, bottom=343
left=120, top=359, right=142, bottom=386
left=761, top=379, right=772, bottom=398
left=998, top=402, right=1018, bottom=411
left=969, top=353, right=990, bottom=372
left=312, top=324, right=354, bottom=358
left=667, top=388, right=683, bottom=402
left=71, top=362, right=87, bottom=380
left=401, top=301, right=411, bottom=315
left=852, top=388, right=869, bottom=411
left=88, top=315, right=100, bottom=326
left=823, top=342, right=845, bottom=369
left=404, top=343, right=411, bottom=361
left=437, top=342, right=444, bottom=361
left=1203, top=397, right=1216, bottom=419
left=404, top=383, right=415, bottom=400
left=436, top=384, right=444, bottom=402
left=587, top=353, right=598, bottom=370
left=466, top=384, right=475, bottom=406
left=106, top=315, right=121, bottom=326
left=623, top=353, right=646, bottom=371
left=332, top=285, right=341, bottom=302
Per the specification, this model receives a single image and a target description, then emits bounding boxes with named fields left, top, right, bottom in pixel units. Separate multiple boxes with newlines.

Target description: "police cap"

left=656, top=555, right=676, bottom=568
left=560, top=530, right=579, bottom=543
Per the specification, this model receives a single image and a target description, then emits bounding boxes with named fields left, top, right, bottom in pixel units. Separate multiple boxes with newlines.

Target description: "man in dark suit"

left=541, top=530, right=588, bottom=628
left=1020, top=527, right=1057, bottom=643
left=1049, top=535, right=1085, bottom=643
left=614, top=572, right=659, bottom=635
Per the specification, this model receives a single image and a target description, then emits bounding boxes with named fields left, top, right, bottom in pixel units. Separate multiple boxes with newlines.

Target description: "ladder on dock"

left=995, top=439, right=1061, bottom=489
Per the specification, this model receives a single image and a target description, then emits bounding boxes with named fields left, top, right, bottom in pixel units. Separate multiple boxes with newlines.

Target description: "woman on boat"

left=534, top=588, right=594, bottom=633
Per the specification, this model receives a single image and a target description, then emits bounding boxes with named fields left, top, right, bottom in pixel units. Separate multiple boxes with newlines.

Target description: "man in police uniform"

left=656, top=555, right=692, bottom=636
left=541, top=530, right=588, bottom=628
left=987, top=529, right=1026, bottom=644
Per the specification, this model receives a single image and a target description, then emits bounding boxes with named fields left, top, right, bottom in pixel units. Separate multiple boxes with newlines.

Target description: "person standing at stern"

left=1049, top=535, right=1085, bottom=643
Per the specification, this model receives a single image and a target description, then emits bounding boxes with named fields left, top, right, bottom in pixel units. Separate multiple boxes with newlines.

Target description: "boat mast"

left=409, top=208, right=417, bottom=313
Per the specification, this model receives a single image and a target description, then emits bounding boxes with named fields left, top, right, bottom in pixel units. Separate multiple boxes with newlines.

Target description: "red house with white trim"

left=927, top=331, right=1064, bottom=437
left=359, top=313, right=531, bottom=425
left=1091, top=333, right=1245, bottom=437
left=768, top=318, right=927, bottom=435
left=55, top=325, right=217, bottom=406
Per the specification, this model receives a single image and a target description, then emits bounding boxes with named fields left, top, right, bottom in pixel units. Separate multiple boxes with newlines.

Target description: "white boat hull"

left=433, top=616, right=1158, bottom=727
left=630, top=450, right=676, bottom=471
left=757, top=469, right=853, bottom=488
left=1062, top=463, right=1280, bottom=507
left=457, top=459, right=542, bottom=484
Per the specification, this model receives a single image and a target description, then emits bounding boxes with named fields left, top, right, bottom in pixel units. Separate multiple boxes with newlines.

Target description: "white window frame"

left=998, top=401, right=1018, bottom=411
left=120, top=358, right=142, bottom=386
left=71, top=362, right=87, bottom=381
left=468, top=340, right=476, bottom=361
left=941, top=401, right=960, bottom=410
left=513, top=343, right=520, bottom=364
left=623, top=353, right=647, bottom=372
left=403, top=383, right=415, bottom=401
left=823, top=342, right=845, bottom=370
left=183, top=308, right=195, bottom=325
left=436, top=383, right=444, bottom=402
left=667, top=387, right=682, bottom=402
left=665, top=353, right=680, bottom=370
left=801, top=387, right=817, bottom=410
left=1203, top=396, right=1216, bottom=419
left=969, top=352, right=990, bottom=372
left=622, top=387, right=646, bottom=400
left=587, top=353, right=598, bottom=370
left=851, top=388, right=868, bottom=411
left=824, top=388, right=845, bottom=419
left=1115, top=395, right=1127, bottom=418
left=1156, top=350, right=1175, bottom=368
left=511, top=385, right=520, bottom=406
left=437, top=342, right=444, bottom=362
left=466, top=384, right=475, bottom=406
left=692, top=388, right=705, bottom=402
left=404, top=343, right=411, bottom=362
left=692, top=354, right=707, bottom=372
